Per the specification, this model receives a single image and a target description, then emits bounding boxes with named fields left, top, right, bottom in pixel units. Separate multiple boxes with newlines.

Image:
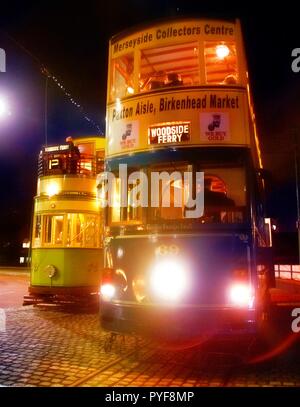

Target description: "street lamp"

left=0, top=95, right=11, bottom=119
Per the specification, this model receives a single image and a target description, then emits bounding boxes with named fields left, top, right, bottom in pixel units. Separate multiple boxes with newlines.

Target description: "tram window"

left=77, top=142, right=95, bottom=175
left=204, top=41, right=238, bottom=85
left=41, top=213, right=100, bottom=247
left=160, top=178, right=186, bottom=219
left=34, top=215, right=41, bottom=239
left=85, top=216, right=98, bottom=247
left=75, top=214, right=84, bottom=246
left=200, top=168, right=246, bottom=223
left=110, top=53, right=134, bottom=101
left=54, top=216, right=64, bottom=244
left=33, top=215, right=42, bottom=247
left=77, top=142, right=94, bottom=156
left=66, top=213, right=99, bottom=247
left=110, top=177, right=143, bottom=224
left=43, top=215, right=64, bottom=245
left=80, top=159, right=93, bottom=174
left=150, top=165, right=190, bottom=221
left=44, top=216, right=53, bottom=244
left=66, top=214, right=72, bottom=246
left=139, top=42, right=200, bottom=92
left=149, top=166, right=246, bottom=223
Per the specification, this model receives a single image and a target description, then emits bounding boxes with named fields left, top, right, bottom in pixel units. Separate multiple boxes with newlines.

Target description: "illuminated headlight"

left=150, top=259, right=189, bottom=302
left=100, top=283, right=116, bottom=301
left=229, top=283, right=254, bottom=308
left=46, top=182, right=60, bottom=197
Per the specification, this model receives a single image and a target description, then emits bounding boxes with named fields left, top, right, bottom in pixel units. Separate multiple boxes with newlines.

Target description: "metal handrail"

left=38, top=153, right=98, bottom=177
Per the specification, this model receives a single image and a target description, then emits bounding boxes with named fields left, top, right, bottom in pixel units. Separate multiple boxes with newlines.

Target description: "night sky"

left=0, top=1, right=300, bottom=262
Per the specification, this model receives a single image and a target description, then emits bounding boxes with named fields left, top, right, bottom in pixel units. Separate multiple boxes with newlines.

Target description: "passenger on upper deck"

left=66, top=136, right=80, bottom=174
left=165, top=72, right=183, bottom=87
left=222, top=74, right=238, bottom=85
left=146, top=71, right=167, bottom=91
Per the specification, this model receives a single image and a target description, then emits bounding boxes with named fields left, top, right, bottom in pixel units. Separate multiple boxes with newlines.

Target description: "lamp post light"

left=0, top=95, right=11, bottom=119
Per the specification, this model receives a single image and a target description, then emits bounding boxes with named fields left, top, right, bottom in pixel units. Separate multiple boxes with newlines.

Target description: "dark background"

left=0, top=0, right=299, bottom=264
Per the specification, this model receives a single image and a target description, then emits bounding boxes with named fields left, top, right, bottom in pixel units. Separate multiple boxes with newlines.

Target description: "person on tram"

left=204, top=177, right=235, bottom=207
left=66, top=136, right=80, bottom=174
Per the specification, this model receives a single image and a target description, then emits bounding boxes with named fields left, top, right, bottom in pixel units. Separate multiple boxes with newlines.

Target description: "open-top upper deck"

left=106, top=18, right=262, bottom=168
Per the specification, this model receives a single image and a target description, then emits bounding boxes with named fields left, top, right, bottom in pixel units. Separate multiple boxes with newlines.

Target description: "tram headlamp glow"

left=100, top=283, right=116, bottom=300
left=229, top=283, right=254, bottom=308
left=216, top=44, right=230, bottom=59
left=150, top=259, right=188, bottom=302
left=46, top=182, right=60, bottom=197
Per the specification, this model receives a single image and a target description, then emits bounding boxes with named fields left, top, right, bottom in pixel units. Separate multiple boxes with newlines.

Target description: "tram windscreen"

left=150, top=165, right=246, bottom=223
left=106, top=163, right=247, bottom=226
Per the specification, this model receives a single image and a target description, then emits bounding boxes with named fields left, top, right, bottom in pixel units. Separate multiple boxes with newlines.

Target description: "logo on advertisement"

left=200, top=112, right=229, bottom=141
left=148, top=121, right=190, bottom=145
left=120, top=121, right=138, bottom=149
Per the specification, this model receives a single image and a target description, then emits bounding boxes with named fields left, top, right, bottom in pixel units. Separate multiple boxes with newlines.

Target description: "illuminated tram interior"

left=110, top=40, right=239, bottom=100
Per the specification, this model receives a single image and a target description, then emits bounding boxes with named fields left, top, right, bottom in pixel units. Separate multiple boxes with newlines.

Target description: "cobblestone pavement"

left=0, top=306, right=300, bottom=387
left=0, top=272, right=29, bottom=308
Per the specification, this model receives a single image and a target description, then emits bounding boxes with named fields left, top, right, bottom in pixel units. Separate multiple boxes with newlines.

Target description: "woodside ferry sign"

left=148, top=122, right=191, bottom=145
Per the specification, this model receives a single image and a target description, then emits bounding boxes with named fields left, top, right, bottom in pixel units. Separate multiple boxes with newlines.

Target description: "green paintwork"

left=31, top=248, right=103, bottom=287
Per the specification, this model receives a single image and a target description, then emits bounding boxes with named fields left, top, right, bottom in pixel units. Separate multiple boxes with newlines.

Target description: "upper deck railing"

left=38, top=145, right=104, bottom=177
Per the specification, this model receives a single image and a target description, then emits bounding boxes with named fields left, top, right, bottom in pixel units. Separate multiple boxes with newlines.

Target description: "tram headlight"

left=100, top=283, right=116, bottom=301
left=99, top=267, right=127, bottom=301
left=150, top=259, right=189, bottom=302
left=229, top=283, right=254, bottom=308
left=46, top=182, right=60, bottom=197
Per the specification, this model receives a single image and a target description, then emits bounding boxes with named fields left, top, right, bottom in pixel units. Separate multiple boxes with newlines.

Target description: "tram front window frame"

left=105, top=158, right=248, bottom=229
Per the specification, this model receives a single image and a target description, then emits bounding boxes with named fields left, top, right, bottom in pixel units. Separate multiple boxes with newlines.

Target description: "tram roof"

left=110, top=16, right=237, bottom=44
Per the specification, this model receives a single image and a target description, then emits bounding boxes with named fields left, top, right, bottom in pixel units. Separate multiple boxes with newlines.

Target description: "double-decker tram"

left=24, top=136, right=105, bottom=306
left=99, top=18, right=274, bottom=339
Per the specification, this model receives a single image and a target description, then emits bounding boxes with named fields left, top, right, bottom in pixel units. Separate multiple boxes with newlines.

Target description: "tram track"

left=70, top=335, right=157, bottom=387
left=69, top=334, right=247, bottom=387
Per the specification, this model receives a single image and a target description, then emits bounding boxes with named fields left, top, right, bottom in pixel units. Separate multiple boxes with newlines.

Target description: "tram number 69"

left=149, top=392, right=194, bottom=402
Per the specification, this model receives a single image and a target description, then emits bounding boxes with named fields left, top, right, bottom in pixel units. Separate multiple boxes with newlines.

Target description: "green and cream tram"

left=98, top=18, right=274, bottom=338
left=24, top=136, right=105, bottom=305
